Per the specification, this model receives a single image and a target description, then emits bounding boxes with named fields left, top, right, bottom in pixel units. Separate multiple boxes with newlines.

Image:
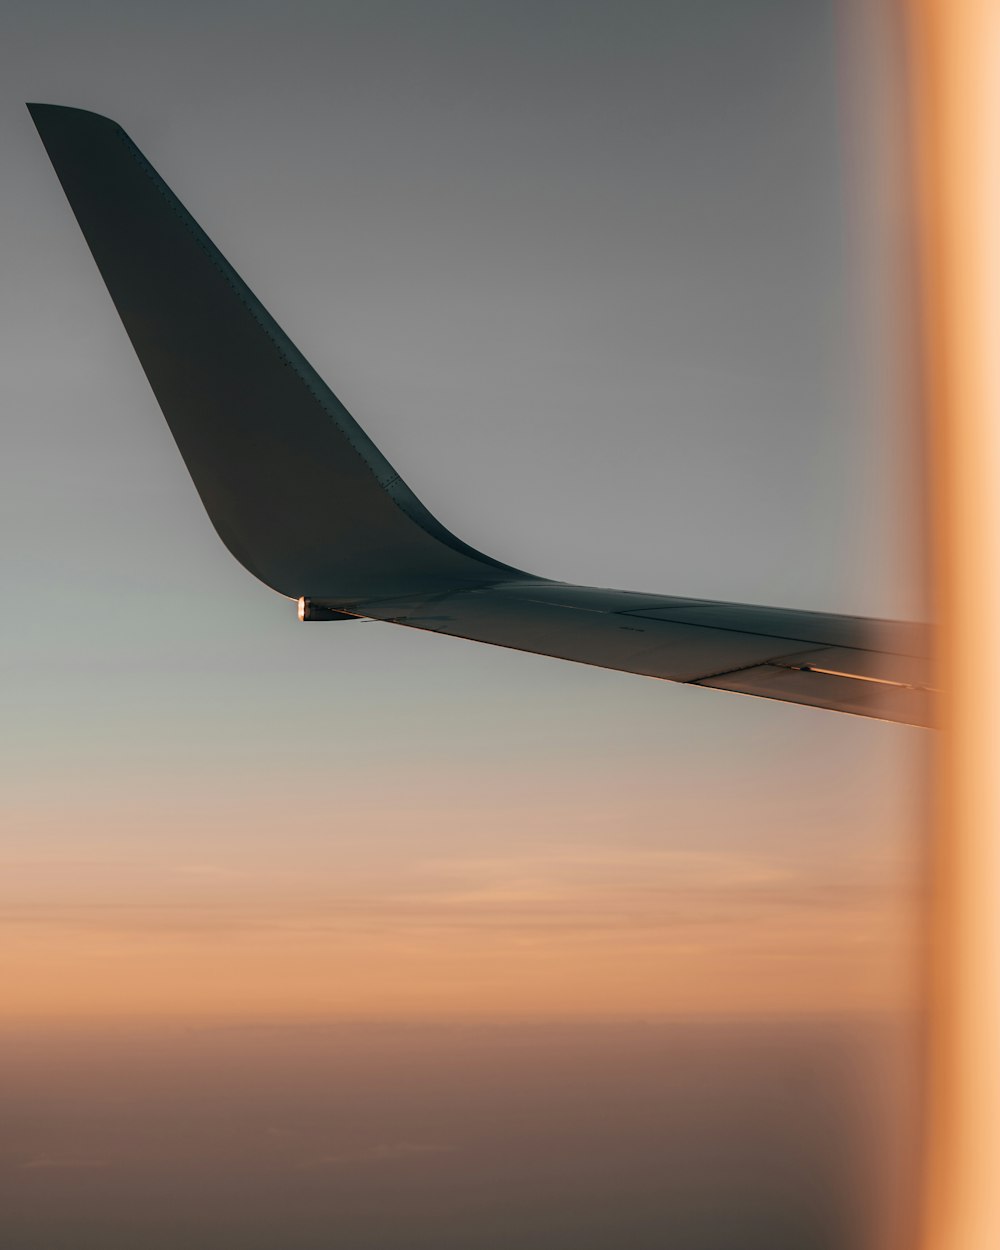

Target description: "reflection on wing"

left=29, top=103, right=933, bottom=727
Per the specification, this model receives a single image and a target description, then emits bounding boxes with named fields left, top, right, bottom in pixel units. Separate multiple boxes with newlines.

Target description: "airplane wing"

left=28, top=104, right=934, bottom=728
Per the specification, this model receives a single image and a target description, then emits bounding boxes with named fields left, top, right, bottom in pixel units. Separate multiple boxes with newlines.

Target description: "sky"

left=1, top=1, right=926, bottom=1246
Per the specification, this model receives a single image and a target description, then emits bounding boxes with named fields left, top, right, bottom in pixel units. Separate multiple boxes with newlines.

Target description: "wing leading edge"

left=29, top=104, right=934, bottom=728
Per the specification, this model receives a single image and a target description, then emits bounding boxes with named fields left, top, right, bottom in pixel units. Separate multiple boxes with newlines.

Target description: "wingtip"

left=27, top=102, right=121, bottom=130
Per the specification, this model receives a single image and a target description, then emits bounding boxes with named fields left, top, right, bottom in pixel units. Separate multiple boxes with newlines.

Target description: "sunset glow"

left=2, top=776, right=918, bottom=1021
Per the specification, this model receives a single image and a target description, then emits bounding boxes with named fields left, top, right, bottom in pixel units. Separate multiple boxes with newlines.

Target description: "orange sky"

left=3, top=757, right=921, bottom=1020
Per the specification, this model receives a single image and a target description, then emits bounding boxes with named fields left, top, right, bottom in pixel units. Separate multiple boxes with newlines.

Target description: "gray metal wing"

left=347, top=582, right=933, bottom=727
left=29, top=104, right=934, bottom=728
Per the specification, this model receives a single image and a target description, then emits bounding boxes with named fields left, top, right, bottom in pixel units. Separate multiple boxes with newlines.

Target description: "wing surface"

left=347, top=582, right=934, bottom=727
left=29, top=104, right=934, bottom=727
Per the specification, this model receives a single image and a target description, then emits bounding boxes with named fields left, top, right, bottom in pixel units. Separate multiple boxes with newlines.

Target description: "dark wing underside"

left=29, top=103, right=934, bottom=728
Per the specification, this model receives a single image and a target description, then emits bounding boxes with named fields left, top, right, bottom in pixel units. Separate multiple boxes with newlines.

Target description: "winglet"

left=29, top=104, right=520, bottom=603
